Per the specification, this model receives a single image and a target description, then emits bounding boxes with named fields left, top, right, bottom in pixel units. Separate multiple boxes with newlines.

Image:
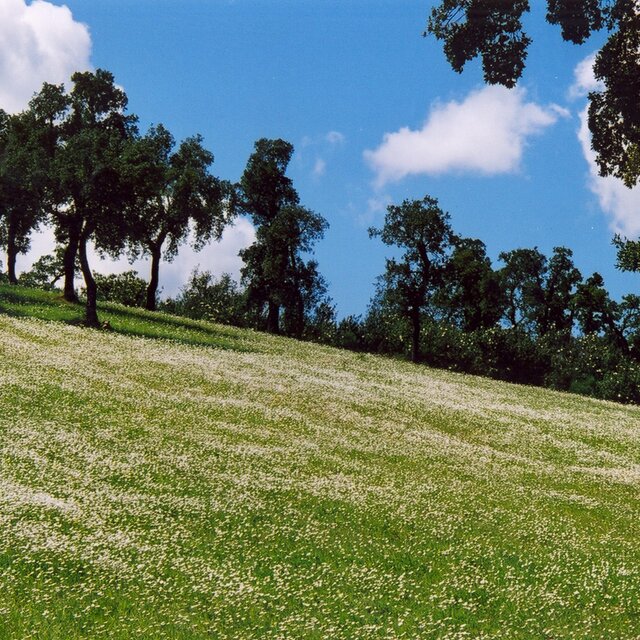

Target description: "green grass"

left=2, top=284, right=640, bottom=639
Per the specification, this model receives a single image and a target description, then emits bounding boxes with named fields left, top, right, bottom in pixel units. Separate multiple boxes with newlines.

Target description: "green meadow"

left=2, top=285, right=640, bottom=639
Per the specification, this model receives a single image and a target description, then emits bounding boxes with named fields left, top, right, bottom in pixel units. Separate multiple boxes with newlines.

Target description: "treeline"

left=0, top=70, right=326, bottom=335
left=3, top=69, right=640, bottom=404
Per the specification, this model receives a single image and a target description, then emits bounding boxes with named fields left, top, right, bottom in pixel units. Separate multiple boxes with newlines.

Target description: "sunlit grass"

left=2, top=285, right=640, bottom=639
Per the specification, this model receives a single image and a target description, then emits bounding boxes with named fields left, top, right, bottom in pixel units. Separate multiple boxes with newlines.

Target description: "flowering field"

left=2, top=297, right=640, bottom=638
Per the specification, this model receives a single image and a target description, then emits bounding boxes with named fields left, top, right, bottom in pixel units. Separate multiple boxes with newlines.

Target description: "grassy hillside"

left=2, top=286, right=640, bottom=639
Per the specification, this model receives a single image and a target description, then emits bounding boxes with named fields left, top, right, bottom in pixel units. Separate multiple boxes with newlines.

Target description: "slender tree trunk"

left=78, top=224, right=99, bottom=327
left=266, top=300, right=280, bottom=334
left=6, top=215, right=18, bottom=285
left=410, top=308, right=421, bottom=363
left=63, top=221, right=81, bottom=302
left=146, top=242, right=162, bottom=311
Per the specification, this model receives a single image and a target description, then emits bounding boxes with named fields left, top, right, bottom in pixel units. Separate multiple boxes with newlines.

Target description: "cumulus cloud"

left=577, top=106, right=640, bottom=237
left=15, top=219, right=257, bottom=298
left=313, top=158, right=326, bottom=177
left=365, top=85, right=565, bottom=187
left=0, top=0, right=91, bottom=113
left=569, top=52, right=603, bottom=99
left=567, top=53, right=640, bottom=237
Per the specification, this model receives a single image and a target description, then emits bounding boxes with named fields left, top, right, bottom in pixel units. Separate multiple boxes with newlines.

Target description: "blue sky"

left=4, top=0, right=640, bottom=316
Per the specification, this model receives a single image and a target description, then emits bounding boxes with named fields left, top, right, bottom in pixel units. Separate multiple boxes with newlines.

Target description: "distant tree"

left=334, top=314, right=368, bottom=352
left=17, top=246, right=72, bottom=291
left=304, top=299, right=338, bottom=344
left=0, top=109, right=47, bottom=283
left=93, top=271, right=148, bottom=308
left=498, top=248, right=546, bottom=330
left=425, top=0, right=640, bottom=186
left=498, top=246, right=580, bottom=336
left=165, top=269, right=246, bottom=326
left=441, top=237, right=504, bottom=332
left=619, top=295, right=640, bottom=359
left=125, top=124, right=231, bottom=311
left=239, top=138, right=328, bottom=336
left=539, top=247, right=582, bottom=335
left=369, top=196, right=456, bottom=363
left=572, top=271, right=629, bottom=353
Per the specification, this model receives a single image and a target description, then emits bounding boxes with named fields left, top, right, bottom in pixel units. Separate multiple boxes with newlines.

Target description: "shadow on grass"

left=0, top=284, right=258, bottom=354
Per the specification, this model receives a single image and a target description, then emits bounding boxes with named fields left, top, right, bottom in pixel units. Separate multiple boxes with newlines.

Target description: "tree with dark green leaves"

left=498, top=246, right=581, bottom=336
left=124, top=124, right=230, bottom=311
left=498, top=247, right=546, bottom=330
left=0, top=108, right=48, bottom=284
left=441, top=237, right=504, bottom=332
left=48, top=69, right=138, bottom=325
left=163, top=269, right=247, bottom=326
left=369, top=196, right=456, bottom=363
left=239, top=138, right=328, bottom=336
left=572, top=271, right=629, bottom=353
left=17, top=246, right=73, bottom=291
left=425, top=0, right=640, bottom=186
left=613, top=233, right=640, bottom=273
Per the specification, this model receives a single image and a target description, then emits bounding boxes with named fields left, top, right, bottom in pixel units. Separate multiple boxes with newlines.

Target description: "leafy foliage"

left=239, top=139, right=328, bottom=336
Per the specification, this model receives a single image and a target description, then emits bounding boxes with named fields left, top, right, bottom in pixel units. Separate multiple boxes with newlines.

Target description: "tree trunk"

left=146, top=244, right=162, bottom=311
left=410, top=308, right=421, bottom=363
left=266, top=300, right=280, bottom=334
left=78, top=225, right=99, bottom=327
left=6, top=215, right=18, bottom=285
left=63, top=222, right=81, bottom=302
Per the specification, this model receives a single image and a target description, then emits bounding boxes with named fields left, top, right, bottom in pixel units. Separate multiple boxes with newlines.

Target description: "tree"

left=238, top=138, right=328, bottom=336
left=164, top=269, right=247, bottom=326
left=425, top=0, right=640, bottom=186
left=498, top=248, right=543, bottom=330
left=613, top=233, right=640, bottom=272
left=125, top=124, right=230, bottom=311
left=498, top=246, right=581, bottom=336
left=572, top=271, right=629, bottom=353
left=17, top=246, right=73, bottom=291
left=369, top=196, right=456, bottom=363
left=0, top=109, right=47, bottom=284
left=51, top=69, right=138, bottom=325
left=441, top=237, right=504, bottom=331
left=93, top=271, right=148, bottom=308
left=539, top=246, right=582, bottom=335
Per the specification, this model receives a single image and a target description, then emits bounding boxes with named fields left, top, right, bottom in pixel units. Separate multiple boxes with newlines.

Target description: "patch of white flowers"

left=1, top=314, right=640, bottom=638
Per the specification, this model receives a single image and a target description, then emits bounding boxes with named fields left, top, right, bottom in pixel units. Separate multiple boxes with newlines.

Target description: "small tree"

left=17, top=246, right=73, bottom=291
left=93, top=271, right=148, bottom=307
left=369, top=196, right=456, bottom=363
left=166, top=269, right=246, bottom=326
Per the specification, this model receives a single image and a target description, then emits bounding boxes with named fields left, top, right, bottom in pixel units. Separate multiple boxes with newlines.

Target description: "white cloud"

left=569, top=52, right=603, bottom=99
left=577, top=106, right=640, bottom=237
left=14, top=218, right=257, bottom=298
left=159, top=218, right=256, bottom=296
left=0, top=0, right=91, bottom=113
left=364, top=85, right=565, bottom=187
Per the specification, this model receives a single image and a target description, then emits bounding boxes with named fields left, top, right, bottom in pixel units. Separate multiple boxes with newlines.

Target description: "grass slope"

left=2, top=286, right=640, bottom=639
